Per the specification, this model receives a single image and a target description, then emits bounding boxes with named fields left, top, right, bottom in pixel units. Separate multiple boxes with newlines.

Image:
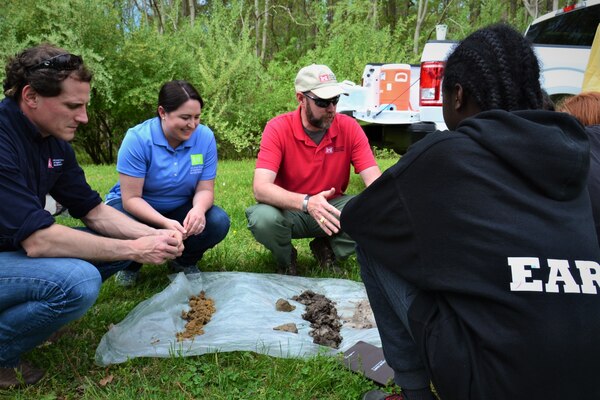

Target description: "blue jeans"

left=0, top=225, right=131, bottom=368
left=357, top=246, right=431, bottom=390
left=106, top=199, right=230, bottom=271
left=0, top=252, right=103, bottom=367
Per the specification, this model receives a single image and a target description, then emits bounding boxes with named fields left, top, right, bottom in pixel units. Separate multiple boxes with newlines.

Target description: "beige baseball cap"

left=294, top=64, right=347, bottom=99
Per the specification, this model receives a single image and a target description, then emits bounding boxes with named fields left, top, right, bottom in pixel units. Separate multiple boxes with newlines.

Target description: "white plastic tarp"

left=95, top=271, right=382, bottom=366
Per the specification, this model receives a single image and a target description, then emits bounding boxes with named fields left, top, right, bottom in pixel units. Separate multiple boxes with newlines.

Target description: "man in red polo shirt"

left=245, top=64, right=381, bottom=275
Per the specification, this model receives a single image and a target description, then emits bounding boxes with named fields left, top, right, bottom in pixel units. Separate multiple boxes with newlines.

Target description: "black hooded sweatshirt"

left=341, top=110, right=600, bottom=400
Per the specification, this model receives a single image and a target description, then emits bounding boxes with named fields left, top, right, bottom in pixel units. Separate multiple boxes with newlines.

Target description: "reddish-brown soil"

left=176, top=291, right=215, bottom=341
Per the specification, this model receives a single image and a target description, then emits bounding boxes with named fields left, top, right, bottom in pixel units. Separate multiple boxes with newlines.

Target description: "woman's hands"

left=160, top=210, right=205, bottom=240
left=182, top=207, right=207, bottom=238
left=162, top=218, right=187, bottom=238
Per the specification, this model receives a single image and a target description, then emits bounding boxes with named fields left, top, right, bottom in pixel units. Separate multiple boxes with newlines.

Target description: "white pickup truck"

left=338, top=0, right=600, bottom=152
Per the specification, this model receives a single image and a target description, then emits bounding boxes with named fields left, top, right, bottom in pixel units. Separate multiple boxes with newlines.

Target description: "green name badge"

left=191, top=154, right=204, bottom=165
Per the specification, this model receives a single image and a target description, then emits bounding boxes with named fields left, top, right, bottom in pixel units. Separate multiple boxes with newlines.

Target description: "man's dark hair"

left=442, top=24, right=544, bottom=111
left=3, top=43, right=92, bottom=102
left=157, top=80, right=204, bottom=115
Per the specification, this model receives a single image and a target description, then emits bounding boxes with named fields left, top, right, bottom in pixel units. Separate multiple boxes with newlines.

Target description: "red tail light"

left=420, top=61, right=445, bottom=106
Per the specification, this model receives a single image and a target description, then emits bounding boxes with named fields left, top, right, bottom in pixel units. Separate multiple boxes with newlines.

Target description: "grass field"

left=3, top=157, right=399, bottom=400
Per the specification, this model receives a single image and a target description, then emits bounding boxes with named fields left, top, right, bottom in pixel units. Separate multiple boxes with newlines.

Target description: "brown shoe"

left=309, top=238, right=341, bottom=273
left=0, top=361, right=45, bottom=389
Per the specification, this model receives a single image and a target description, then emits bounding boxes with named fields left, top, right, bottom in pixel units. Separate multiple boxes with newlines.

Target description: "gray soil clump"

left=292, top=290, right=342, bottom=348
left=342, top=299, right=376, bottom=329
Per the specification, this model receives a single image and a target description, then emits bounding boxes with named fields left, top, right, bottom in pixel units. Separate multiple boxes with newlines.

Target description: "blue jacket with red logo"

left=0, top=97, right=101, bottom=251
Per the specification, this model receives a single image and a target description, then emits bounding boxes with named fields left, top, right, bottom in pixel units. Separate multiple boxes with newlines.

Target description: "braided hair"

left=442, top=24, right=544, bottom=111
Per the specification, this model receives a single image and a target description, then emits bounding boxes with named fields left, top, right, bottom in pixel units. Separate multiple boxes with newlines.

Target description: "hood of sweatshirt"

left=456, top=109, right=589, bottom=201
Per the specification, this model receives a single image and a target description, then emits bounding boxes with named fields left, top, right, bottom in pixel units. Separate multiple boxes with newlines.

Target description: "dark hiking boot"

left=277, top=246, right=298, bottom=276
left=309, top=237, right=341, bottom=273
left=362, top=390, right=404, bottom=400
left=114, top=269, right=139, bottom=287
left=0, top=361, right=45, bottom=389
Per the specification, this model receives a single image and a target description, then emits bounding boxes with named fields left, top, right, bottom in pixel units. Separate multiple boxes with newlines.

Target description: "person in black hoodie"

left=558, top=91, right=600, bottom=247
left=342, top=24, right=600, bottom=400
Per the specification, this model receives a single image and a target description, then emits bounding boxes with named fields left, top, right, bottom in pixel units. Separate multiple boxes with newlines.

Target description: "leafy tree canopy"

left=0, top=0, right=552, bottom=162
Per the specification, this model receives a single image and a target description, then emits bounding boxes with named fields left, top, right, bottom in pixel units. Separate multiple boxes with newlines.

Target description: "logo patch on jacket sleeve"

left=48, top=158, right=64, bottom=168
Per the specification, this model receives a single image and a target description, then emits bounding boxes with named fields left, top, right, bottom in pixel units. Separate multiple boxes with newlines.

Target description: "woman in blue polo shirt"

left=106, top=80, right=230, bottom=286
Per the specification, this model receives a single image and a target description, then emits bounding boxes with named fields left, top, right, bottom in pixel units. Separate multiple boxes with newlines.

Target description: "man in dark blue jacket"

left=0, top=44, right=184, bottom=388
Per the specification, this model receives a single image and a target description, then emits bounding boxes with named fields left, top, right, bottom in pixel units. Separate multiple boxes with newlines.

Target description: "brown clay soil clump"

left=275, top=298, right=296, bottom=312
left=176, top=291, right=215, bottom=342
left=273, top=323, right=298, bottom=333
left=292, top=290, right=342, bottom=349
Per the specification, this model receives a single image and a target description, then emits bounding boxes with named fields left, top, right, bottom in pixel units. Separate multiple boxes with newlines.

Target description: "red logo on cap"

left=319, top=74, right=331, bottom=82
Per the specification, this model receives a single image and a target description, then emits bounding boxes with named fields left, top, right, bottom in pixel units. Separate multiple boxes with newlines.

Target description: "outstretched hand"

left=307, top=187, right=341, bottom=235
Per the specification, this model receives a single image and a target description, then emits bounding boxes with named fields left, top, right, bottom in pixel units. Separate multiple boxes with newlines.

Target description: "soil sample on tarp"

left=292, top=290, right=342, bottom=348
left=275, top=298, right=296, bottom=312
left=342, top=299, right=376, bottom=329
left=176, top=291, right=215, bottom=341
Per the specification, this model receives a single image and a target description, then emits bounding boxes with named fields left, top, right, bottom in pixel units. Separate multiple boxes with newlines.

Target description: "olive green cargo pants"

left=245, top=195, right=356, bottom=268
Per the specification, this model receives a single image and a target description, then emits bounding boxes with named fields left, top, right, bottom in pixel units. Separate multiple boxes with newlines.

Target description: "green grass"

left=2, top=157, right=399, bottom=400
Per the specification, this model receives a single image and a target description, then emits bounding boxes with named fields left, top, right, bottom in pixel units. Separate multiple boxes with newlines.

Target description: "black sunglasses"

left=304, top=92, right=340, bottom=108
left=27, top=53, right=83, bottom=73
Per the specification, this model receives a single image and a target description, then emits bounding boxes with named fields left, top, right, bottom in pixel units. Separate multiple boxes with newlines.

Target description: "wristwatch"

left=302, top=194, right=311, bottom=213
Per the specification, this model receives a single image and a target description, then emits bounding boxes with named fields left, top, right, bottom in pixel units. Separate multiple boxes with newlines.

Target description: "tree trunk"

left=386, top=0, right=398, bottom=31
left=508, top=0, right=518, bottom=20
left=469, top=0, right=481, bottom=25
left=413, top=0, right=428, bottom=55
left=522, top=0, right=539, bottom=19
left=260, top=0, right=269, bottom=61
left=368, top=0, right=378, bottom=29
left=255, top=0, right=260, bottom=57
left=188, top=0, right=195, bottom=26
left=149, top=0, right=165, bottom=33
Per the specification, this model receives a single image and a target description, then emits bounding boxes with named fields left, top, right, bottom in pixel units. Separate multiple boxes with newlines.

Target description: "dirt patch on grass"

left=292, top=290, right=342, bottom=349
left=176, top=291, right=215, bottom=341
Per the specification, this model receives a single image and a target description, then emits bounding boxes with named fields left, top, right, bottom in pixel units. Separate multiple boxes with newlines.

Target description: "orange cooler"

left=379, top=64, right=411, bottom=111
